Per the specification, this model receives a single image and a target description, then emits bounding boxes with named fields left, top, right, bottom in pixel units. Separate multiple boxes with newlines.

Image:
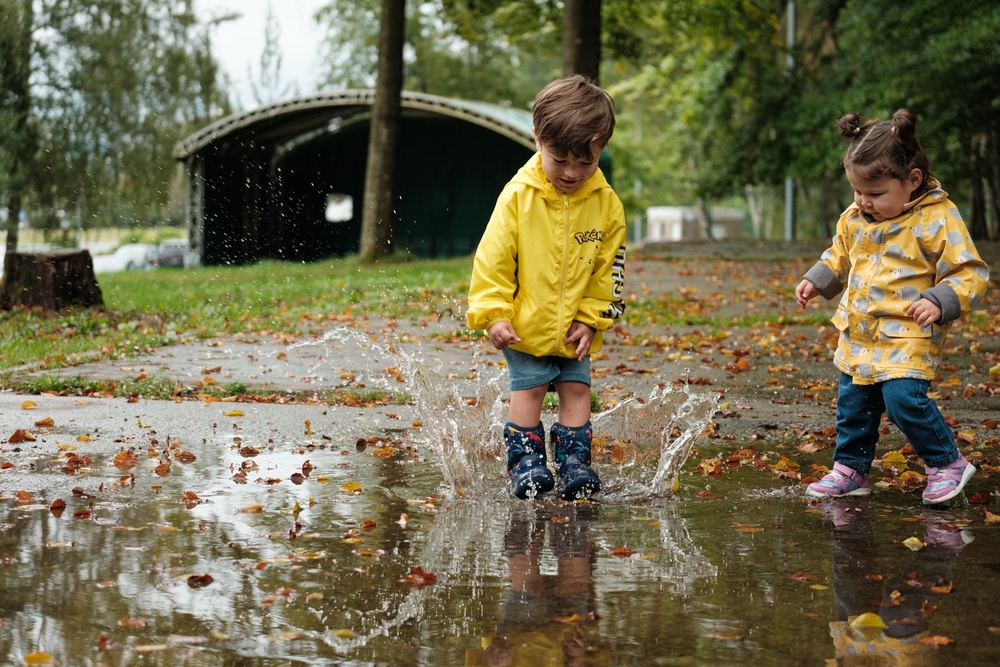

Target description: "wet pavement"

left=2, top=333, right=999, bottom=665
left=2, top=241, right=999, bottom=665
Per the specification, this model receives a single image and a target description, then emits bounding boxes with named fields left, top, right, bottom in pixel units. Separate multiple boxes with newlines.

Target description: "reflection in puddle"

left=0, top=332, right=1000, bottom=666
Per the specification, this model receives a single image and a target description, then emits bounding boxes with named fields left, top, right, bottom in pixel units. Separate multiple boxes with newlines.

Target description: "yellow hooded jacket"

left=803, top=181, right=989, bottom=384
left=467, top=153, right=627, bottom=359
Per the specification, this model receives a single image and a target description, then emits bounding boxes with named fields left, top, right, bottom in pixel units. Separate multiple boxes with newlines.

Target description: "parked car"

left=91, top=243, right=156, bottom=273
left=148, top=238, right=189, bottom=268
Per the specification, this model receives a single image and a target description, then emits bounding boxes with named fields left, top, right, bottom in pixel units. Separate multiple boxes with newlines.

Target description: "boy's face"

left=535, top=137, right=603, bottom=194
left=846, top=166, right=923, bottom=222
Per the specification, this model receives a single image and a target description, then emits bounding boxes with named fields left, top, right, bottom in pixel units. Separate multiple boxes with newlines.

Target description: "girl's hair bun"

left=836, top=113, right=864, bottom=140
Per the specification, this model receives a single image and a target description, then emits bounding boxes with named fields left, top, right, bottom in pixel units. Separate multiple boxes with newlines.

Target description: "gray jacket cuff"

left=803, top=262, right=843, bottom=300
left=921, top=284, right=961, bottom=324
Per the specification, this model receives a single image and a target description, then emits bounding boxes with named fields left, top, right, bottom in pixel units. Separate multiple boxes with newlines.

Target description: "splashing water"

left=288, top=328, right=719, bottom=501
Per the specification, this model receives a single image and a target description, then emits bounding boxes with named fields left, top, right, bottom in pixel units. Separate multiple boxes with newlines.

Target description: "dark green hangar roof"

left=173, top=90, right=539, bottom=265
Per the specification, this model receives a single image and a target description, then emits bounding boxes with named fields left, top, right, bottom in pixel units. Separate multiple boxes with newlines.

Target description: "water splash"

left=288, top=327, right=719, bottom=501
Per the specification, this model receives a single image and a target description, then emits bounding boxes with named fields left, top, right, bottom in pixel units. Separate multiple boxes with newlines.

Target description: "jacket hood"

left=511, top=152, right=611, bottom=204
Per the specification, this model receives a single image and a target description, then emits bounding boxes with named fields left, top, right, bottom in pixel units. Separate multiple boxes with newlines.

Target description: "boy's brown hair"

left=532, top=75, right=615, bottom=160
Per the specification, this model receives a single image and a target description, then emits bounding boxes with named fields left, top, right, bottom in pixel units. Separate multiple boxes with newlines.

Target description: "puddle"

left=2, top=331, right=999, bottom=665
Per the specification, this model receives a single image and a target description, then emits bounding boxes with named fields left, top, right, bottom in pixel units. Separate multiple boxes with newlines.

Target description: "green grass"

left=0, top=256, right=474, bottom=373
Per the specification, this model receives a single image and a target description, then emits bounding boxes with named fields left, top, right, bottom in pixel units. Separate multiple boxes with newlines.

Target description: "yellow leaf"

left=76, top=434, right=91, bottom=442
left=224, top=410, right=244, bottom=417
left=56, top=442, right=77, bottom=451
left=902, top=536, right=925, bottom=551
left=882, top=451, right=907, bottom=466
left=328, top=628, right=356, bottom=638
left=21, top=400, right=37, bottom=410
left=341, top=481, right=363, bottom=494
left=989, top=363, right=1000, bottom=376
left=849, top=612, right=887, bottom=642
left=23, top=652, right=56, bottom=665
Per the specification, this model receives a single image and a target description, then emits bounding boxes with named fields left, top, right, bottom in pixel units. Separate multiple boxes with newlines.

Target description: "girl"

left=796, top=109, right=989, bottom=505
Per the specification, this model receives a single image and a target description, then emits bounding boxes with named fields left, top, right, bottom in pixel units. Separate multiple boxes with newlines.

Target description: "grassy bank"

left=0, top=256, right=474, bottom=374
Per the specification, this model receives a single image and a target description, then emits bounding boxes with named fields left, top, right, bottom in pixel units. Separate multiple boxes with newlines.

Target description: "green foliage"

left=0, top=0, right=227, bottom=239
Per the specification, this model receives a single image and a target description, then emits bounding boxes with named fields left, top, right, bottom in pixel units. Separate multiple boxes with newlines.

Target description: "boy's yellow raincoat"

left=467, top=153, right=627, bottom=359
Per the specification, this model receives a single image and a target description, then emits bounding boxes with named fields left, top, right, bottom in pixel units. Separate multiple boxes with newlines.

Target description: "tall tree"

left=0, top=0, right=34, bottom=252
left=0, top=0, right=226, bottom=248
left=563, top=0, right=602, bottom=81
left=359, top=0, right=406, bottom=262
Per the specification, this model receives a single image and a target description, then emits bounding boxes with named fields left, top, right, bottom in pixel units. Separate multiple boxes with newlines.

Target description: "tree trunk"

left=1, top=0, right=34, bottom=254
left=359, top=0, right=406, bottom=262
left=562, top=0, right=602, bottom=82
left=0, top=250, right=103, bottom=311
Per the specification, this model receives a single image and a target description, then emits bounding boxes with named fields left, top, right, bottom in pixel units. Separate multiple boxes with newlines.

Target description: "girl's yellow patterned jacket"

left=803, top=181, right=989, bottom=384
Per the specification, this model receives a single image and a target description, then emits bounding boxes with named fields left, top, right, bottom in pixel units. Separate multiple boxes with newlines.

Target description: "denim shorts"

left=502, top=348, right=592, bottom=391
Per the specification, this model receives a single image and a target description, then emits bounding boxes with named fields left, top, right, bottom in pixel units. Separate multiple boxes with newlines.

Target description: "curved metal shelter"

left=174, top=90, right=538, bottom=265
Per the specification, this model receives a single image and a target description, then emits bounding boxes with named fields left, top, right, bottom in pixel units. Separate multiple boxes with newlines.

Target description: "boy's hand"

left=487, top=321, right=520, bottom=350
left=907, top=297, right=942, bottom=328
left=795, top=279, right=819, bottom=309
left=565, top=321, right=595, bottom=361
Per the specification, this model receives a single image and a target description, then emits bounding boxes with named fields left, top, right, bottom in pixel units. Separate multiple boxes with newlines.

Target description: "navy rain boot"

left=551, top=422, right=601, bottom=500
left=504, top=422, right=555, bottom=499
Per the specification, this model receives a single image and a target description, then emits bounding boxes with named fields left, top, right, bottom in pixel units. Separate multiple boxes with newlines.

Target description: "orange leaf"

left=918, top=635, right=955, bottom=646
left=791, top=571, right=821, bottom=582
left=399, top=566, right=437, bottom=588
left=8, top=429, right=35, bottom=443
left=113, top=448, right=139, bottom=471
left=611, top=546, right=636, bottom=558
left=34, top=417, right=55, bottom=428
left=50, top=499, right=66, bottom=517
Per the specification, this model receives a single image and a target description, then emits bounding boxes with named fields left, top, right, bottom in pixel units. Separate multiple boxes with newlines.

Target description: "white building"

left=643, top=206, right=745, bottom=244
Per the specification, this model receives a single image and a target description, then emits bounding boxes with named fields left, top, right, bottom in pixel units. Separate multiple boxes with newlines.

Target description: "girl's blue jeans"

left=832, top=372, right=958, bottom=475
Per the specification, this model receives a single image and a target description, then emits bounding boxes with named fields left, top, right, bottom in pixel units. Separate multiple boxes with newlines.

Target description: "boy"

left=467, top=75, right=627, bottom=500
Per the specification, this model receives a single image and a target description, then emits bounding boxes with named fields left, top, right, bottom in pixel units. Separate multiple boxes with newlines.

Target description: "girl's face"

left=846, top=166, right=923, bottom=222
left=535, top=137, right=602, bottom=194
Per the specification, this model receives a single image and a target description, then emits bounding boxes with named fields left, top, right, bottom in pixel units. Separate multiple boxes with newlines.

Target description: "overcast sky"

left=193, top=0, right=328, bottom=110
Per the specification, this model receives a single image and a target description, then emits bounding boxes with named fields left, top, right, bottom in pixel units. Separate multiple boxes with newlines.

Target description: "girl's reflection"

left=467, top=503, right=608, bottom=667
left=826, top=501, right=972, bottom=665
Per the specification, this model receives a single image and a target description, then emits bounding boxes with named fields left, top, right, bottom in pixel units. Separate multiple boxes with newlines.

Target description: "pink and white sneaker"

left=805, top=462, right=870, bottom=498
left=923, top=456, right=976, bottom=505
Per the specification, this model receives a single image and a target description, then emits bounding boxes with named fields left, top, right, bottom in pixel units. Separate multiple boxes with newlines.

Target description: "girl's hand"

left=907, top=297, right=942, bottom=328
left=565, top=321, right=595, bottom=361
left=795, top=279, right=819, bottom=309
left=487, top=321, right=520, bottom=350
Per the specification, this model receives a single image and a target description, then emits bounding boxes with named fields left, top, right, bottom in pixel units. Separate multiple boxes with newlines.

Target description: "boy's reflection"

left=825, top=501, right=972, bottom=665
left=467, top=503, right=608, bottom=667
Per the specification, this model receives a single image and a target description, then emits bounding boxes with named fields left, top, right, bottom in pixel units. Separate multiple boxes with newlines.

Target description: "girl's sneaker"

left=805, top=462, right=870, bottom=498
left=923, top=456, right=975, bottom=505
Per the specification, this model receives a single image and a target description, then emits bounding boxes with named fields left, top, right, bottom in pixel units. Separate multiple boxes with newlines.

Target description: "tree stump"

left=0, top=250, right=104, bottom=311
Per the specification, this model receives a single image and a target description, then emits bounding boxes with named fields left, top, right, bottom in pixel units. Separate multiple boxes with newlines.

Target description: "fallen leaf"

left=919, top=635, right=955, bottom=646
left=187, top=573, right=214, bottom=588
left=850, top=612, right=887, bottom=631
left=113, top=448, right=139, bottom=471
left=902, top=537, right=925, bottom=551
left=8, top=429, right=36, bottom=443
left=341, top=481, right=363, bottom=495
left=34, top=417, right=55, bottom=428
left=22, top=652, right=56, bottom=665
left=399, top=566, right=437, bottom=588
left=223, top=409, right=244, bottom=417
left=21, top=400, right=37, bottom=410
left=611, top=546, right=637, bottom=558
